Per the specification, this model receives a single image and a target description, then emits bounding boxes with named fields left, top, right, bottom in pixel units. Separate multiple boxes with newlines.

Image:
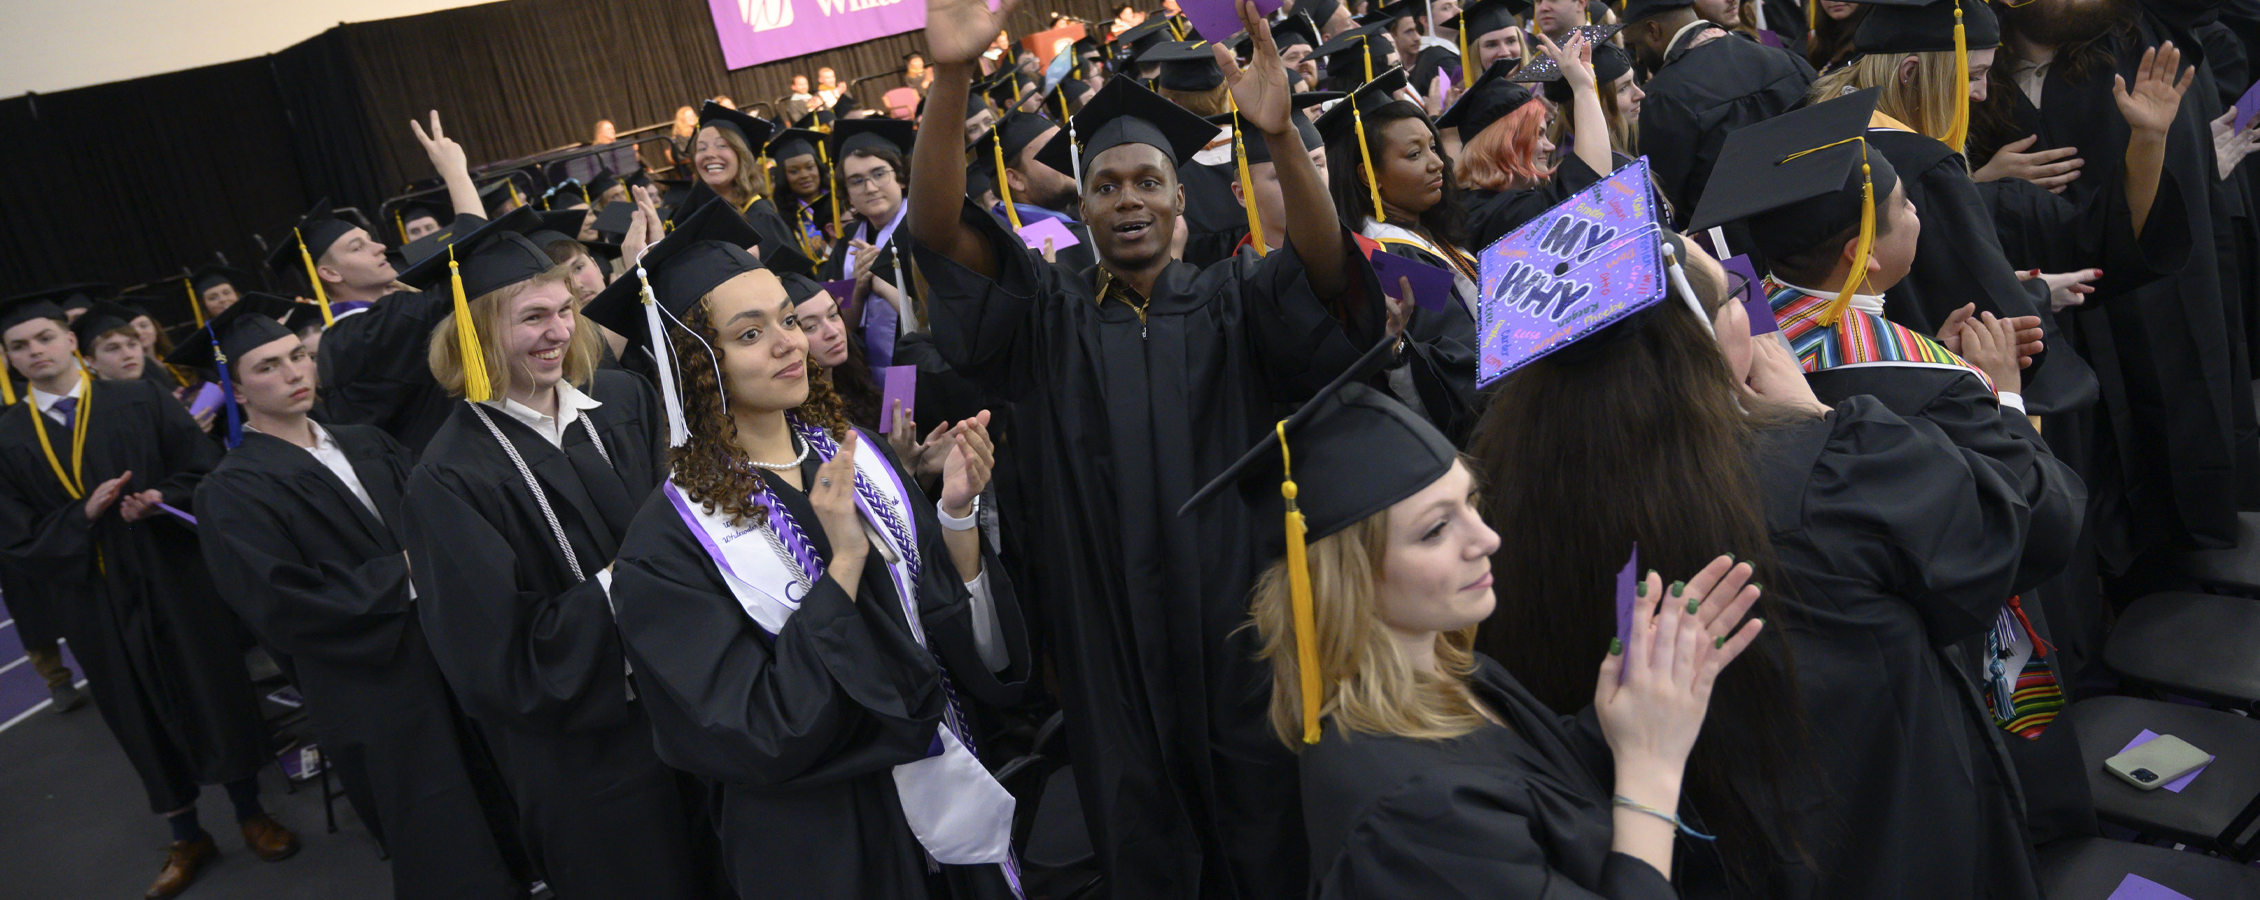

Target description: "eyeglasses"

left=1725, top=271, right=1754, bottom=310
left=845, top=168, right=896, bottom=191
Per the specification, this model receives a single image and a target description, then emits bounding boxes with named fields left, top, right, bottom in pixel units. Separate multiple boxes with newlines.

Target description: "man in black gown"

left=0, top=295, right=295, bottom=899
left=1621, top=0, right=1815, bottom=227
left=184, top=296, right=522, bottom=899
left=909, top=3, right=1392, bottom=897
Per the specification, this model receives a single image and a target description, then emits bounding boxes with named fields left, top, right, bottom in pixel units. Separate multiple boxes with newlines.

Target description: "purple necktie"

left=50, top=397, right=75, bottom=429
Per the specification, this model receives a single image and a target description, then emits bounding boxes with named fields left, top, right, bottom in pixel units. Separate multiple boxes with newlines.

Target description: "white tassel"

left=638, top=266, right=690, bottom=447
left=1662, top=243, right=1717, bottom=338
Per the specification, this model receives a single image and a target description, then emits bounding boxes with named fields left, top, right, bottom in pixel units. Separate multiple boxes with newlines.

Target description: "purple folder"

left=2235, top=78, right=2260, bottom=133
left=1720, top=255, right=1777, bottom=336
left=2116, top=731, right=2213, bottom=793
left=879, top=366, right=916, bottom=434
left=1178, top=0, right=1285, bottom=56
left=1371, top=249, right=1455, bottom=312
left=1015, top=217, right=1080, bottom=253
left=1614, top=544, right=1639, bottom=682
left=2104, top=873, right=2193, bottom=900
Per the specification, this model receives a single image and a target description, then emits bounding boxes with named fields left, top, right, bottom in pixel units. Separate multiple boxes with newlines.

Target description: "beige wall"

left=0, top=0, right=496, bottom=95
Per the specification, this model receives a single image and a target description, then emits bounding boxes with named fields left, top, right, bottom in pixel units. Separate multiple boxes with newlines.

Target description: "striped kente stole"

left=1768, top=283, right=1993, bottom=392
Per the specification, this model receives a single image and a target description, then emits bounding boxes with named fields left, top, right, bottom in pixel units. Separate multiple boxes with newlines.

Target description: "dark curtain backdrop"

left=0, top=0, right=1129, bottom=309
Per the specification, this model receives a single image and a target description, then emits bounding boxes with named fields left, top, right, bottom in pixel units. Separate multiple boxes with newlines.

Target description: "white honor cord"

left=1662, top=242, right=1718, bottom=338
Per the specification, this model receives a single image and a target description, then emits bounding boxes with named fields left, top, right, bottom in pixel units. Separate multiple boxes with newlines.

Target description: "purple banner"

left=710, top=0, right=926, bottom=70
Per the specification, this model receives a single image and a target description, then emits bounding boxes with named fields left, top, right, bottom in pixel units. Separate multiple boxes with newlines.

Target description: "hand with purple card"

left=1177, top=0, right=1284, bottom=54
left=1371, top=249, right=1456, bottom=313
left=187, top=381, right=224, bottom=419
left=879, top=365, right=917, bottom=434
left=1015, top=217, right=1080, bottom=258
left=1593, top=551, right=1765, bottom=796
left=1476, top=157, right=1666, bottom=387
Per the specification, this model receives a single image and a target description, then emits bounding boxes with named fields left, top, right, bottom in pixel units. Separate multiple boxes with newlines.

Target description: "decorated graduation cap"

left=161, top=291, right=300, bottom=447
left=391, top=206, right=558, bottom=402
left=973, top=111, right=1063, bottom=230
left=1314, top=67, right=1412, bottom=224
left=700, top=99, right=779, bottom=151
left=582, top=197, right=766, bottom=446
left=1687, top=89, right=1898, bottom=327
left=1852, top=0, right=1997, bottom=150
left=1140, top=40, right=1227, bottom=92
left=263, top=199, right=354, bottom=328
left=1178, top=336, right=1458, bottom=743
left=829, top=117, right=917, bottom=160
left=1032, top=74, right=1221, bottom=186
left=1209, top=91, right=1338, bottom=253
left=1619, top=0, right=1694, bottom=23
left=1509, top=24, right=1631, bottom=104
left=1438, top=60, right=1539, bottom=141
left=1314, top=21, right=1393, bottom=83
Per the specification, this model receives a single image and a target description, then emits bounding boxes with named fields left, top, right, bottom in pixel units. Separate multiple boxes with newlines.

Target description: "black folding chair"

left=2105, top=592, right=2260, bottom=711
left=993, top=711, right=1102, bottom=900
left=2061, top=695, right=2260, bottom=861
left=2036, top=836, right=2260, bottom=899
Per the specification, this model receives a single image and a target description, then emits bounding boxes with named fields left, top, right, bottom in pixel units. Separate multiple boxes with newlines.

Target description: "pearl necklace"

left=743, top=434, right=810, bottom=471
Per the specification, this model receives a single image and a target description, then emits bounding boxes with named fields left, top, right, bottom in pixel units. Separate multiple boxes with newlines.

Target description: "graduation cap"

left=582, top=197, right=767, bottom=446
left=1267, top=11, right=1322, bottom=51
left=1852, top=0, right=1997, bottom=150
left=1437, top=60, right=1538, bottom=141
left=477, top=177, right=526, bottom=216
left=391, top=207, right=559, bottom=401
left=1032, top=74, right=1222, bottom=185
left=700, top=99, right=779, bottom=152
left=587, top=169, right=624, bottom=202
left=545, top=178, right=593, bottom=210
left=1139, top=40, right=1227, bottom=92
left=1314, top=21, right=1393, bottom=83
left=591, top=201, right=637, bottom=243
left=263, top=200, right=355, bottom=328
left=1363, top=0, right=1422, bottom=24
left=67, top=301, right=142, bottom=351
left=0, top=283, right=112, bottom=396
left=530, top=210, right=617, bottom=260
left=1315, top=68, right=1412, bottom=223
left=191, top=265, right=251, bottom=297
left=768, top=127, right=845, bottom=237
left=1208, top=91, right=1338, bottom=253
left=981, top=69, right=1042, bottom=110
left=1290, top=0, right=1342, bottom=30
left=1443, top=0, right=1528, bottom=37
left=161, top=291, right=303, bottom=446
left=762, top=241, right=820, bottom=280
left=400, top=213, right=486, bottom=267
left=1177, top=336, right=1457, bottom=743
left=973, top=111, right=1064, bottom=230
left=1688, top=89, right=1898, bottom=328
left=1509, top=24, right=1631, bottom=103
left=278, top=298, right=330, bottom=333
left=1619, top=0, right=1694, bottom=24
left=396, top=203, right=444, bottom=237
left=777, top=271, right=825, bottom=305
left=1038, top=77, right=1094, bottom=125
left=794, top=109, right=836, bottom=131
left=1116, top=18, right=1177, bottom=62
left=830, top=117, right=917, bottom=160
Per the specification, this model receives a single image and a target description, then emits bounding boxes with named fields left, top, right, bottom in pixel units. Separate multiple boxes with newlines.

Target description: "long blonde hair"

left=1808, top=49, right=1967, bottom=150
left=704, top=125, right=773, bottom=208
left=1249, top=510, right=1488, bottom=749
left=426, top=268, right=601, bottom=399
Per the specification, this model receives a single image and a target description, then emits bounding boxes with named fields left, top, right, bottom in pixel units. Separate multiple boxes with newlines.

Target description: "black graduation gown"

left=1462, top=153, right=1610, bottom=254
left=1746, top=396, right=2043, bottom=900
left=319, top=292, right=459, bottom=459
left=195, top=425, right=520, bottom=900
left=912, top=199, right=1384, bottom=900
left=1998, top=12, right=2260, bottom=558
left=822, top=220, right=920, bottom=363
left=1637, top=26, right=1815, bottom=227
left=401, top=370, right=714, bottom=900
left=613, top=434, right=1033, bottom=900
left=1178, top=157, right=1246, bottom=251
left=1300, top=656, right=1674, bottom=899
left=739, top=196, right=802, bottom=262
left=0, top=379, right=265, bottom=813
left=1350, top=233, right=1485, bottom=442
left=1407, top=44, right=1461, bottom=96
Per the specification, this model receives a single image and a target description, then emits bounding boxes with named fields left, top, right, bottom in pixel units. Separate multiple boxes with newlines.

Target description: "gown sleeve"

left=144, top=381, right=219, bottom=510
left=194, top=469, right=414, bottom=666
left=1313, top=763, right=1677, bottom=900
left=317, top=292, right=449, bottom=433
left=1895, top=374, right=2085, bottom=592
left=611, top=497, right=951, bottom=788
left=1976, top=147, right=2194, bottom=301
left=401, top=461, right=630, bottom=732
left=1804, top=396, right=2036, bottom=646
left=1238, top=227, right=1389, bottom=403
left=1465, top=154, right=1609, bottom=251
left=910, top=199, right=1074, bottom=401
left=0, top=424, right=95, bottom=569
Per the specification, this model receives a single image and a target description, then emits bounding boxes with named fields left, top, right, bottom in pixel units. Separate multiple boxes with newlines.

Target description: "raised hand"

left=1533, top=30, right=1596, bottom=93
left=938, top=410, right=996, bottom=516
left=409, top=110, right=469, bottom=176
left=924, top=0, right=1023, bottom=66
left=1215, top=0, right=1291, bottom=136
left=2212, top=108, right=2260, bottom=181
left=888, top=408, right=950, bottom=479
left=1593, top=566, right=1763, bottom=780
left=2114, top=42, right=2194, bottom=137
left=809, top=430, right=870, bottom=597
left=1972, top=135, right=2082, bottom=193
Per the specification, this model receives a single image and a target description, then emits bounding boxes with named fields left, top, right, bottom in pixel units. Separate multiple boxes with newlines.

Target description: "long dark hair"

left=667, top=296, right=852, bottom=528
left=1468, top=274, right=1812, bottom=890
left=1326, top=99, right=1467, bottom=249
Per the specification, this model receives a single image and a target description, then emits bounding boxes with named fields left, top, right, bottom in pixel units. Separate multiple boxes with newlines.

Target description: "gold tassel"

left=1362, top=35, right=1375, bottom=84
left=1780, top=136, right=1876, bottom=326
left=1458, top=25, right=1473, bottom=92
left=1354, top=103, right=1386, bottom=224
left=994, top=137, right=1024, bottom=230
left=1231, top=98, right=1267, bottom=256
left=448, top=246, right=493, bottom=401
left=294, top=227, right=336, bottom=327
left=818, top=142, right=843, bottom=237
left=1278, top=420, right=1321, bottom=744
left=395, top=210, right=408, bottom=243
left=182, top=274, right=206, bottom=328
left=1807, top=0, right=1818, bottom=36
left=1945, top=1, right=1969, bottom=152
left=1, top=364, right=15, bottom=405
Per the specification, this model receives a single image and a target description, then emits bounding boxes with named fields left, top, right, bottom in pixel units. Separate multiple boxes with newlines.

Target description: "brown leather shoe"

left=239, top=813, right=299, bottom=862
left=145, top=836, right=216, bottom=899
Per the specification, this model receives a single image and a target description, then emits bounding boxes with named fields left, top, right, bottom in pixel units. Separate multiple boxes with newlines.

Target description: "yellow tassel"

left=448, top=247, right=493, bottom=401
left=1945, top=3, right=1969, bottom=152
left=994, top=137, right=1024, bottom=230
left=818, top=142, right=843, bottom=238
left=1279, top=420, right=1321, bottom=744
left=1780, top=136, right=1875, bottom=326
left=1362, top=35, right=1375, bottom=84
left=395, top=210, right=408, bottom=243
left=294, top=227, right=336, bottom=327
left=1808, top=0, right=1818, bottom=37
left=182, top=274, right=206, bottom=328
left=508, top=182, right=523, bottom=209
left=1231, top=98, right=1267, bottom=256
left=1, top=365, right=15, bottom=405
left=1458, top=26, right=1473, bottom=93
left=1354, top=103, right=1386, bottom=224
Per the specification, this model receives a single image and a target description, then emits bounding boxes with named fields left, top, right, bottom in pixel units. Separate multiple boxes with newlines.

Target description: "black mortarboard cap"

left=68, top=301, right=142, bottom=348
left=1291, top=0, right=1342, bottom=29
left=779, top=271, right=824, bottom=305
left=1208, top=91, right=1337, bottom=164
left=972, top=111, right=1061, bottom=175
left=1619, top=0, right=1694, bottom=23
left=700, top=99, right=779, bottom=151
left=3, top=283, right=113, bottom=324
left=1033, top=75, right=1224, bottom=177
left=0, top=293, right=70, bottom=335
left=1443, top=0, right=1527, bottom=37
left=1038, top=78, right=1094, bottom=123
left=1269, top=12, right=1322, bottom=49
left=530, top=210, right=596, bottom=253
left=163, top=293, right=299, bottom=369
left=1437, top=59, right=1538, bottom=138
left=592, top=202, right=637, bottom=242
left=767, top=128, right=825, bottom=163
left=587, top=169, right=622, bottom=200
left=1116, top=19, right=1176, bottom=59
left=1367, top=0, right=1422, bottom=23
left=1141, top=40, right=1227, bottom=91
left=192, top=265, right=252, bottom=295
left=401, top=213, right=486, bottom=267
left=762, top=241, right=820, bottom=280
left=279, top=299, right=329, bottom=333
left=391, top=207, right=558, bottom=299
left=1854, top=0, right=1998, bottom=53
left=830, top=117, right=917, bottom=159
left=264, top=200, right=361, bottom=276
left=1313, top=67, right=1412, bottom=142
left=582, top=197, right=766, bottom=375
left=981, top=69, right=1042, bottom=108
left=545, top=178, right=592, bottom=210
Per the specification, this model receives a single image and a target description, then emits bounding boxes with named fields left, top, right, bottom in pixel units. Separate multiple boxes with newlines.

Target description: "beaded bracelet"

left=1612, top=795, right=1717, bottom=841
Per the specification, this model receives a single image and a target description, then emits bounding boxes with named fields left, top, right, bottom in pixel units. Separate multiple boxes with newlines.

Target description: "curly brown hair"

left=667, top=294, right=852, bottom=528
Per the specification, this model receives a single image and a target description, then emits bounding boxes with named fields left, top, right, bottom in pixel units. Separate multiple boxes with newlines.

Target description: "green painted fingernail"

left=1725, top=551, right=1736, bottom=561
left=1670, top=580, right=1685, bottom=598
left=1635, top=580, right=1648, bottom=597
left=1715, top=635, right=1727, bottom=649
left=1687, top=598, right=1700, bottom=614
left=1609, top=637, right=1623, bottom=656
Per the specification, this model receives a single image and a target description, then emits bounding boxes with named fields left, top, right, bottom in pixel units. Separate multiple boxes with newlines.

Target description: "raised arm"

left=2112, top=41, right=2194, bottom=239
left=410, top=110, right=486, bottom=221
left=909, top=0, right=1026, bottom=278
left=1535, top=31, right=1613, bottom=181
left=1218, top=0, right=1347, bottom=297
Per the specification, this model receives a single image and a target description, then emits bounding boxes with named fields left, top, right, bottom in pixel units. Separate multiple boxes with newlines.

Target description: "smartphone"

left=2103, top=735, right=2210, bottom=791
